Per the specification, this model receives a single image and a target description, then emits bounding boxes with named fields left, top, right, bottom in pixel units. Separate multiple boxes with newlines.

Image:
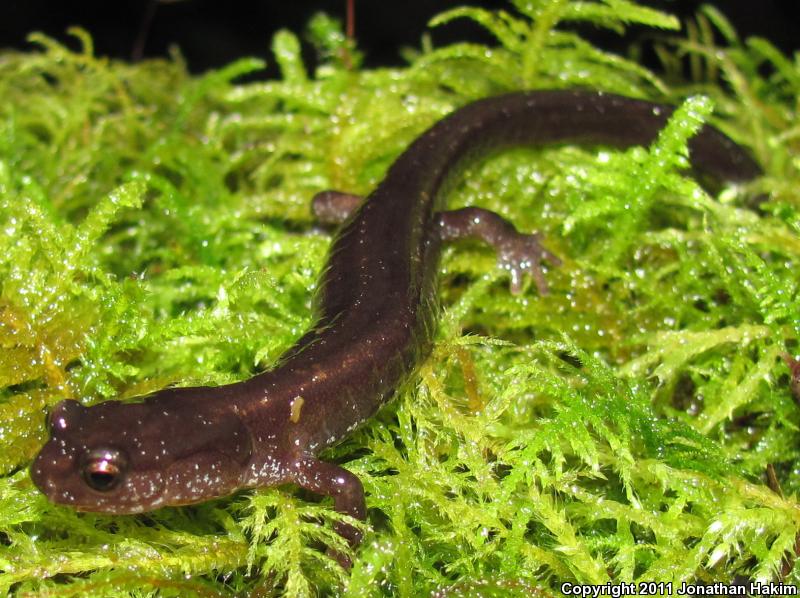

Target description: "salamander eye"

left=82, top=448, right=127, bottom=492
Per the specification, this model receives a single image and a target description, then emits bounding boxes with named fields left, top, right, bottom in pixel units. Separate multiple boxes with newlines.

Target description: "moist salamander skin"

left=31, top=89, right=761, bottom=552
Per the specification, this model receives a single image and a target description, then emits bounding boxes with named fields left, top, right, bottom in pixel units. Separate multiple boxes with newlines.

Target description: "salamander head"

left=31, top=391, right=253, bottom=514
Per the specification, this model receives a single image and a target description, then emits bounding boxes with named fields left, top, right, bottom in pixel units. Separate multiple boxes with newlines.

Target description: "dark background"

left=1, top=1, right=797, bottom=74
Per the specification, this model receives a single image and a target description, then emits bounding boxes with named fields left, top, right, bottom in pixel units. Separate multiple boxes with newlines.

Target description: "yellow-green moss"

left=1, top=1, right=799, bottom=595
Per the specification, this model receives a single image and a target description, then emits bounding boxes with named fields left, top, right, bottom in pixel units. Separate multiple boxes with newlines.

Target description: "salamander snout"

left=31, top=398, right=169, bottom=513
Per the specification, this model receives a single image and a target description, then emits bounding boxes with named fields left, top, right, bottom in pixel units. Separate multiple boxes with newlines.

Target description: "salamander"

left=31, top=90, right=761, bottom=554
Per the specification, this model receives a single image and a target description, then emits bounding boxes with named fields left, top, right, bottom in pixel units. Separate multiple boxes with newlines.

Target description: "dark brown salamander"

left=31, top=90, right=761, bottom=552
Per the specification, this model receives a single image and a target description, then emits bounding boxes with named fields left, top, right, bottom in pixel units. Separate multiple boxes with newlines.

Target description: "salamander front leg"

left=291, top=455, right=366, bottom=567
left=436, top=207, right=561, bottom=294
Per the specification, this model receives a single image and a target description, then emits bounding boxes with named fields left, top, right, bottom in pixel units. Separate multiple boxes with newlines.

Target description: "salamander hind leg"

left=311, top=190, right=364, bottom=225
left=290, top=455, right=366, bottom=568
left=436, top=207, right=561, bottom=294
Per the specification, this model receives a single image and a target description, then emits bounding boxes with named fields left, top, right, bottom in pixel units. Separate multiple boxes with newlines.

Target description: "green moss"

left=1, top=1, right=799, bottom=595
